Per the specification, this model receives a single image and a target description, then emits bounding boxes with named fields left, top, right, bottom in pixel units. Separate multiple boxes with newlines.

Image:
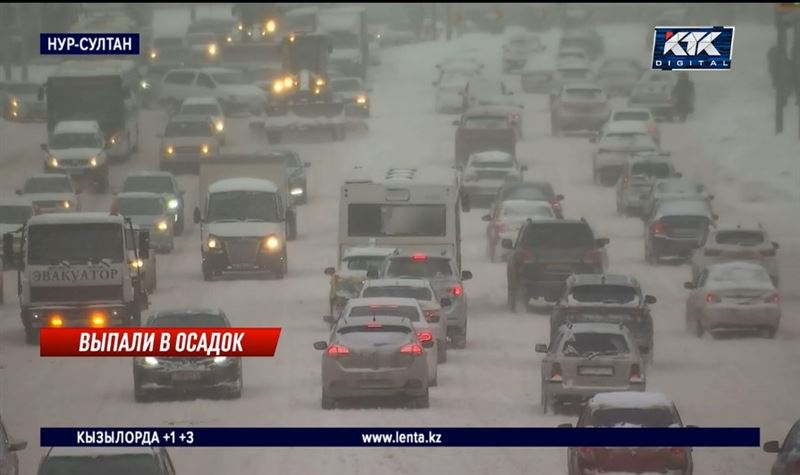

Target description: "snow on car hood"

left=49, top=147, right=103, bottom=160
left=207, top=221, right=283, bottom=238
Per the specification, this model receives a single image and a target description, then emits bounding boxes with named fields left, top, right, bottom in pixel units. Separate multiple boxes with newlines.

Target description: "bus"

left=339, top=166, right=469, bottom=271
left=44, top=60, right=141, bottom=161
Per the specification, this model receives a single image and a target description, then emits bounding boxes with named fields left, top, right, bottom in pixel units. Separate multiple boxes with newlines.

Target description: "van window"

left=164, top=71, right=194, bottom=86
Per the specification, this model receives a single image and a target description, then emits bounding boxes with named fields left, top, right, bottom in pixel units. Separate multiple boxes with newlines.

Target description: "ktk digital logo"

left=651, top=26, right=735, bottom=71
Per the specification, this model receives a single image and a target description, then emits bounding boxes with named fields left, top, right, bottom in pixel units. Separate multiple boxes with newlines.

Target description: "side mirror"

left=461, top=270, right=472, bottom=281
left=501, top=238, right=514, bottom=250
left=8, top=439, right=27, bottom=452
left=481, top=214, right=492, bottom=222
left=595, top=237, right=610, bottom=247
left=521, top=165, right=528, bottom=171
left=644, top=294, right=657, bottom=305
left=772, top=241, right=780, bottom=250
left=40, top=143, right=48, bottom=151
left=683, top=282, right=695, bottom=290
left=322, top=315, right=336, bottom=325
left=421, top=339, right=435, bottom=349
left=3, top=233, right=15, bottom=262
left=535, top=343, right=548, bottom=353
left=193, top=207, right=202, bottom=224
left=674, top=172, right=683, bottom=178
left=138, top=231, right=150, bottom=259
left=558, top=423, right=573, bottom=428
left=452, top=120, right=460, bottom=126
left=324, top=266, right=335, bottom=276
left=313, top=341, right=328, bottom=350
left=366, top=269, right=379, bottom=279
left=440, top=297, right=452, bottom=307
left=763, top=440, right=781, bottom=453
left=304, top=162, right=311, bottom=168
left=555, top=194, right=564, bottom=201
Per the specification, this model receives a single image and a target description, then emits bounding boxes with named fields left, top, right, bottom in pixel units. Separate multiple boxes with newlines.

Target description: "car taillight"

left=578, top=447, right=595, bottom=463
left=326, top=344, right=350, bottom=357
left=629, top=364, right=644, bottom=383
left=549, top=200, right=561, bottom=209
left=650, top=221, right=665, bottom=236
left=452, top=285, right=463, bottom=297
left=549, top=362, right=563, bottom=382
left=412, top=252, right=428, bottom=261
left=583, top=248, right=603, bottom=265
left=704, top=249, right=722, bottom=256
left=760, top=249, right=776, bottom=257
left=400, top=343, right=423, bottom=356
left=647, top=123, right=657, bottom=134
left=622, top=175, right=630, bottom=186
left=705, top=293, right=721, bottom=304
left=495, top=221, right=507, bottom=233
left=765, top=293, right=780, bottom=304
left=510, top=112, right=521, bottom=121
left=669, top=447, right=686, bottom=466
left=416, top=330, right=433, bottom=343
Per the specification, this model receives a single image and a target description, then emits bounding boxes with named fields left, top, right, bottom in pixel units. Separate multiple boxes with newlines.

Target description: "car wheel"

left=226, top=370, right=243, bottom=399
left=451, top=331, right=467, bottom=350
left=24, top=325, right=38, bottom=346
left=202, top=262, right=215, bottom=282
left=274, top=255, right=286, bottom=280
left=764, top=326, right=778, bottom=339
left=437, top=342, right=447, bottom=364
left=413, top=389, right=430, bottom=409
left=321, top=390, right=336, bottom=410
left=541, top=386, right=550, bottom=415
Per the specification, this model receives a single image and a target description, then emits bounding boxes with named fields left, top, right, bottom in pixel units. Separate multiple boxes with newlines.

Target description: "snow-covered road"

left=0, top=15, right=798, bottom=475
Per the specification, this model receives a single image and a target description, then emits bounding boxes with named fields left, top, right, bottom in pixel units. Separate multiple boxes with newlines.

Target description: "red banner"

left=40, top=328, right=282, bottom=357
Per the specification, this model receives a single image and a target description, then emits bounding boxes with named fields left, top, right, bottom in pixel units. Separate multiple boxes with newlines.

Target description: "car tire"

left=764, top=326, right=778, bottom=339
left=451, top=330, right=467, bottom=350
left=24, top=325, right=38, bottom=346
left=321, top=390, right=336, bottom=410
left=541, top=386, right=550, bottom=415
left=274, top=255, right=286, bottom=280
left=437, top=342, right=447, bottom=364
left=202, top=261, right=215, bottom=282
left=174, top=217, right=184, bottom=236
left=226, top=370, right=243, bottom=399
left=413, top=389, right=430, bottom=409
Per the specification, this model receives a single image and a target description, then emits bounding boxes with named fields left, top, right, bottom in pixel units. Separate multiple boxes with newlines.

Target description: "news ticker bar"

left=39, top=328, right=281, bottom=357
left=42, top=427, right=760, bottom=448
left=40, top=33, right=140, bottom=55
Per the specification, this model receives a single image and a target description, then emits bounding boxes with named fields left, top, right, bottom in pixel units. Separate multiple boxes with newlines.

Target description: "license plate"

left=172, top=372, right=201, bottom=382
left=547, top=264, right=573, bottom=272
left=579, top=366, right=614, bottom=376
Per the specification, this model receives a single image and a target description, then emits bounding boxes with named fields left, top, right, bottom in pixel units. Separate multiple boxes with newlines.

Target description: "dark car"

left=644, top=198, right=717, bottom=264
left=640, top=178, right=713, bottom=222
left=121, top=171, right=186, bottom=235
left=132, top=308, right=243, bottom=401
left=313, top=315, right=431, bottom=409
left=1, top=81, right=45, bottom=121
left=329, top=77, right=372, bottom=118
left=764, top=418, right=800, bottom=475
left=37, top=447, right=176, bottom=475
left=504, top=218, right=609, bottom=310
left=453, top=106, right=517, bottom=167
left=559, top=28, right=605, bottom=59
left=492, top=181, right=565, bottom=219
left=0, top=417, right=26, bottom=475
left=273, top=150, right=310, bottom=205
left=562, top=391, right=694, bottom=475
left=550, top=274, right=657, bottom=364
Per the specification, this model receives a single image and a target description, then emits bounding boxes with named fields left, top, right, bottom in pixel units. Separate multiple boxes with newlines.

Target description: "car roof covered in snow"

left=363, top=278, right=432, bottom=289
left=53, top=120, right=101, bottom=134
left=28, top=212, right=124, bottom=226
left=346, top=297, right=421, bottom=308
left=500, top=199, right=553, bottom=209
left=114, top=191, right=166, bottom=201
left=462, top=105, right=515, bottom=118
left=208, top=178, right=278, bottom=193
left=566, top=273, right=640, bottom=287
left=342, top=247, right=397, bottom=259
left=711, top=222, right=765, bottom=233
left=588, top=391, right=674, bottom=410
left=345, top=165, right=458, bottom=187
left=706, top=261, right=771, bottom=274
left=125, top=170, right=176, bottom=179
left=153, top=307, right=225, bottom=319
left=45, top=446, right=160, bottom=458
left=654, top=198, right=713, bottom=217
left=469, top=151, right=514, bottom=162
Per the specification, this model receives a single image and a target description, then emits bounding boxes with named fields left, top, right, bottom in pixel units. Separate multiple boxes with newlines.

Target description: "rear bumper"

left=555, top=113, right=607, bottom=130
left=203, top=248, right=285, bottom=274
left=23, top=303, right=137, bottom=329
left=701, top=306, right=781, bottom=330
left=650, top=236, right=700, bottom=258
left=545, top=381, right=646, bottom=402
left=322, top=366, right=428, bottom=398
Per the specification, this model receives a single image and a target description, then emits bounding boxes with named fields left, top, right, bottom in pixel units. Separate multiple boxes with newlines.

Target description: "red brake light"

left=583, top=248, right=602, bottom=265
left=648, top=123, right=657, bottom=134
left=550, top=200, right=561, bottom=209
left=670, top=447, right=685, bottom=457
left=578, top=447, right=595, bottom=461
left=326, top=344, right=350, bottom=357
left=650, top=221, right=665, bottom=236
left=549, top=362, right=563, bottom=382
left=412, top=252, right=428, bottom=261
left=760, top=249, right=776, bottom=257
left=705, top=293, right=721, bottom=304
left=622, top=175, right=630, bottom=185
left=704, top=249, right=722, bottom=256
left=766, top=293, right=780, bottom=304
left=400, top=343, right=423, bottom=356
left=367, top=322, right=383, bottom=328
left=495, top=221, right=507, bottom=233
left=416, top=330, right=433, bottom=343
left=452, top=285, right=463, bottom=297
left=629, top=364, right=644, bottom=383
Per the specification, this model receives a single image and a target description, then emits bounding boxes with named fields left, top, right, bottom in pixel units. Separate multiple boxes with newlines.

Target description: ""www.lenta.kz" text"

left=361, top=431, right=443, bottom=444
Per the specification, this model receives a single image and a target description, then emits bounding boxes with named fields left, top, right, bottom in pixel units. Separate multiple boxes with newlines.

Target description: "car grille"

left=34, top=200, right=64, bottom=209
left=223, top=238, right=261, bottom=266
left=175, top=146, right=200, bottom=155
left=31, top=285, right=123, bottom=303
left=59, top=159, right=88, bottom=167
left=476, top=170, right=511, bottom=180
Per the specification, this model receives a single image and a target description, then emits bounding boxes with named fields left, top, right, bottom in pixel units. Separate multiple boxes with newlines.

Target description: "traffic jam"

left=0, top=3, right=798, bottom=475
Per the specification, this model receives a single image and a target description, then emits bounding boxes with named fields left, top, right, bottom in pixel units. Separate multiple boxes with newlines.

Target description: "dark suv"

left=504, top=218, right=609, bottom=311
left=38, top=447, right=176, bottom=475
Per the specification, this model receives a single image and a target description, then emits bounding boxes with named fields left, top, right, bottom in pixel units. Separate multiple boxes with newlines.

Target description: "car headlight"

left=62, top=200, right=71, bottom=209
left=283, top=77, right=293, bottom=88
left=263, top=235, right=280, bottom=251
left=156, top=220, right=168, bottom=232
left=290, top=187, right=303, bottom=196
left=201, top=144, right=209, bottom=155
left=356, top=95, right=367, bottom=104
left=11, top=98, right=18, bottom=108
left=215, top=121, right=224, bottom=132
left=149, top=50, right=157, bottom=60
left=144, top=356, right=159, bottom=366
left=213, top=356, right=228, bottom=364
left=207, top=235, right=219, bottom=249
left=130, top=258, right=144, bottom=269
left=89, top=157, right=97, bottom=167
left=226, top=36, right=233, bottom=43
left=167, top=198, right=179, bottom=210
left=165, top=145, right=174, bottom=156
left=315, top=78, right=325, bottom=87
left=49, top=157, right=59, bottom=167
left=208, top=43, right=218, bottom=56
left=266, top=19, right=276, bottom=33
left=238, top=23, right=244, bottom=31
left=273, top=81, right=284, bottom=93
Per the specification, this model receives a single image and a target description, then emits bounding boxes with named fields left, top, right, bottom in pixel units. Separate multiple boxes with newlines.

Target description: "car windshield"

left=165, top=120, right=212, bottom=137
left=123, top=176, right=174, bottom=194
left=51, top=132, right=100, bottom=149
left=206, top=190, right=278, bottom=223
left=27, top=223, right=123, bottom=265
left=386, top=257, right=453, bottom=278
left=211, top=72, right=246, bottom=85
left=506, top=186, right=552, bottom=201
left=590, top=408, right=677, bottom=428
left=115, top=198, right=164, bottom=216
left=150, top=313, right=227, bottom=327
left=522, top=223, right=594, bottom=248
left=614, top=111, right=650, bottom=121
left=38, top=454, right=164, bottom=475
left=462, top=116, right=509, bottom=128
left=343, top=256, right=387, bottom=271
left=330, top=79, right=363, bottom=92
left=561, top=332, right=630, bottom=357
left=336, top=326, right=412, bottom=346
left=180, top=104, right=220, bottom=116
left=24, top=178, right=71, bottom=193
left=570, top=285, right=638, bottom=304
left=502, top=202, right=553, bottom=218
left=709, top=266, right=772, bottom=285
left=565, top=88, right=603, bottom=100
left=0, top=205, right=32, bottom=224
left=362, top=286, right=433, bottom=301
left=631, top=162, right=672, bottom=178
left=715, top=231, right=765, bottom=246
left=348, top=305, right=420, bottom=321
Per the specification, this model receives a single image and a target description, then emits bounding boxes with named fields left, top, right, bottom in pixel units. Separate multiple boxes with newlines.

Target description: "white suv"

left=41, top=121, right=109, bottom=192
left=158, top=68, right=266, bottom=116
